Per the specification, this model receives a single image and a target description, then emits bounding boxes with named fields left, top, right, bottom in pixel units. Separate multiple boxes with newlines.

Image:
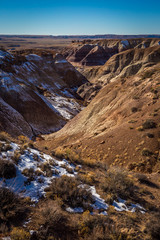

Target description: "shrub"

left=10, top=227, right=30, bottom=240
left=78, top=171, right=96, bottom=185
left=136, top=126, right=144, bottom=131
left=11, top=151, right=21, bottom=164
left=33, top=201, right=77, bottom=240
left=136, top=173, right=159, bottom=188
left=131, top=107, right=138, bottom=113
left=141, top=148, right=153, bottom=156
left=46, top=176, right=94, bottom=210
left=54, top=147, right=81, bottom=164
left=0, top=187, right=28, bottom=232
left=147, top=133, right=154, bottom=138
left=101, top=169, right=137, bottom=202
left=1, top=144, right=12, bottom=152
left=39, top=163, right=53, bottom=177
left=54, top=147, right=65, bottom=159
left=145, top=212, right=160, bottom=240
left=0, top=159, right=16, bottom=179
left=18, top=135, right=30, bottom=144
left=65, top=166, right=74, bottom=174
left=78, top=211, right=126, bottom=240
left=142, top=119, right=157, bottom=129
left=22, top=167, right=35, bottom=182
left=0, top=131, right=12, bottom=142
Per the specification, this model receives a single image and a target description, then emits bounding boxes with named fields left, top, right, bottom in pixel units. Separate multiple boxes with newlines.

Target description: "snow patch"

left=55, top=59, right=68, bottom=64
left=0, top=141, right=146, bottom=215
left=66, top=207, right=84, bottom=213
left=121, top=40, right=129, bottom=48
left=0, top=50, right=13, bottom=60
left=113, top=198, right=145, bottom=213
left=47, top=93, right=82, bottom=120
left=26, top=54, right=42, bottom=61
left=0, top=143, right=77, bottom=202
left=89, top=186, right=108, bottom=210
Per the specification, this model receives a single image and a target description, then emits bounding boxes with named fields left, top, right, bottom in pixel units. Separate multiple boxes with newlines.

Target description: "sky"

left=0, top=0, right=160, bottom=35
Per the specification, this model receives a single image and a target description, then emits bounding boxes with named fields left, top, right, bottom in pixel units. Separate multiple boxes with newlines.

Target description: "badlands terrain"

left=0, top=36, right=160, bottom=240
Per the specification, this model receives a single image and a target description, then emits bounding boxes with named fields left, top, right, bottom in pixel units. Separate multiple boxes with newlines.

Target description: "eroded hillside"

left=0, top=49, right=87, bottom=137
left=40, top=45, right=160, bottom=174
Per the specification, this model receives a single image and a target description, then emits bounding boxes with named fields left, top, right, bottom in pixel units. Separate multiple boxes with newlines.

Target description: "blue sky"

left=0, top=0, right=160, bottom=35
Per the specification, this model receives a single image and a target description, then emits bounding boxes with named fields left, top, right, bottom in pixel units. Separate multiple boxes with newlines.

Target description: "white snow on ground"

left=90, top=186, right=108, bottom=212
left=113, top=198, right=145, bottom=213
left=0, top=50, right=13, bottom=60
left=46, top=93, right=83, bottom=120
left=26, top=54, right=42, bottom=61
left=0, top=141, right=145, bottom=214
left=66, top=207, right=84, bottom=213
left=0, top=142, right=77, bottom=201
left=55, top=59, right=68, bottom=64
left=1, top=237, right=11, bottom=240
left=121, top=40, right=129, bottom=48
left=0, top=51, right=83, bottom=122
left=62, top=89, right=74, bottom=98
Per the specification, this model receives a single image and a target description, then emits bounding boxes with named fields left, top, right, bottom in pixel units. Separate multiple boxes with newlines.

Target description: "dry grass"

left=0, top=131, right=12, bottom=142
left=145, top=211, right=160, bottom=240
left=10, top=227, right=30, bottom=240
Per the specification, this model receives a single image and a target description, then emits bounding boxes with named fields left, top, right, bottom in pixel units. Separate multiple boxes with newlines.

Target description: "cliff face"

left=0, top=50, right=87, bottom=137
left=63, top=38, right=160, bottom=67
left=76, top=45, right=160, bottom=101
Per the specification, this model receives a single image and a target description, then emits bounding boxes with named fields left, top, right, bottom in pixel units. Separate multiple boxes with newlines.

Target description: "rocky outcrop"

left=64, top=38, right=160, bottom=67
left=76, top=45, right=160, bottom=101
left=95, top=45, right=160, bottom=84
left=66, top=44, right=109, bottom=66
left=80, top=45, right=109, bottom=66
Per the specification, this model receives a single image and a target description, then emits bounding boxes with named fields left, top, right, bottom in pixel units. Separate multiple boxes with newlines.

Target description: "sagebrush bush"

left=46, top=176, right=94, bottom=210
left=78, top=210, right=127, bottom=240
left=141, top=148, right=153, bottom=156
left=142, top=119, right=157, bottom=129
left=11, top=151, right=21, bottom=164
left=0, top=159, right=16, bottom=179
left=101, top=169, right=137, bottom=202
left=18, top=135, right=30, bottom=144
left=1, top=144, right=12, bottom=152
left=10, top=227, right=30, bottom=240
left=54, top=147, right=65, bottom=159
left=22, top=167, right=35, bottom=182
left=39, top=162, right=53, bottom=177
left=33, top=200, right=77, bottom=240
left=0, top=187, right=28, bottom=232
left=145, top=212, right=160, bottom=240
